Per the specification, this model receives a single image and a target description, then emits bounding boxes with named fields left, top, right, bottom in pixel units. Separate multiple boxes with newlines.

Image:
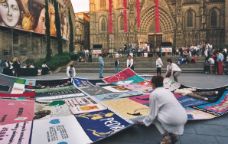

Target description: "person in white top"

left=66, top=64, right=76, bottom=78
left=137, top=76, right=187, bottom=144
left=126, top=54, right=134, bottom=70
left=165, top=58, right=182, bottom=82
left=156, top=54, right=163, bottom=76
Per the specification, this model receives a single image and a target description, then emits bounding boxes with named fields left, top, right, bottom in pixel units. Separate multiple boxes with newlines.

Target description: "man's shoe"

left=169, top=133, right=178, bottom=144
left=160, top=133, right=172, bottom=144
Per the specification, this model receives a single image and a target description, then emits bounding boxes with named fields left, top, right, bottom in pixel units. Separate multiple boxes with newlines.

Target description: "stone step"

left=74, top=62, right=204, bottom=68
left=64, top=68, right=204, bottom=74
left=89, top=56, right=205, bottom=62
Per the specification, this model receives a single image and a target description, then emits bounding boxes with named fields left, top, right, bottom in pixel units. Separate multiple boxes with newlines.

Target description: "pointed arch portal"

left=139, top=2, right=175, bottom=49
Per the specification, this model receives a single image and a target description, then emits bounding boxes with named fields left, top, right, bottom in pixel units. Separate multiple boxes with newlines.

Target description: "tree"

left=68, top=10, right=75, bottom=53
left=53, top=0, right=63, bottom=54
left=45, top=0, right=51, bottom=61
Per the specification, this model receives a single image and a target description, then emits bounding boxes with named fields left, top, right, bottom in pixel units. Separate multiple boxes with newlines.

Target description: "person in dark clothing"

left=13, top=58, right=21, bottom=77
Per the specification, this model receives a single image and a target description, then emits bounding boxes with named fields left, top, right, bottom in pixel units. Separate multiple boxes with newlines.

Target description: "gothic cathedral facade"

left=89, top=0, right=228, bottom=51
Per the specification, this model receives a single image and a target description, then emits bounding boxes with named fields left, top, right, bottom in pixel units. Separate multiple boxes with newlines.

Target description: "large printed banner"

left=0, top=74, right=14, bottom=86
left=0, top=84, right=10, bottom=93
left=103, top=68, right=136, bottom=84
left=75, top=109, right=132, bottom=142
left=11, top=83, right=25, bottom=94
left=103, top=85, right=130, bottom=93
left=0, top=0, right=70, bottom=39
left=34, top=100, right=71, bottom=120
left=0, top=121, right=32, bottom=144
left=0, top=99, right=34, bottom=125
left=194, top=91, right=228, bottom=116
left=31, top=115, right=92, bottom=144
left=73, top=78, right=94, bottom=88
left=186, top=108, right=216, bottom=120
left=102, top=98, right=149, bottom=120
left=80, top=86, right=112, bottom=96
left=177, top=95, right=208, bottom=107
left=114, top=75, right=145, bottom=85
left=0, top=91, right=35, bottom=98
left=64, top=97, right=106, bottom=114
left=123, top=81, right=152, bottom=93
left=94, top=91, right=143, bottom=101
left=129, top=94, right=150, bottom=106
left=35, top=86, right=85, bottom=100
left=35, top=78, right=71, bottom=89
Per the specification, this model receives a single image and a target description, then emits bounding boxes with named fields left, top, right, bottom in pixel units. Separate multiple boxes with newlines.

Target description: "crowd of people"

left=0, top=58, right=49, bottom=76
left=176, top=43, right=228, bottom=75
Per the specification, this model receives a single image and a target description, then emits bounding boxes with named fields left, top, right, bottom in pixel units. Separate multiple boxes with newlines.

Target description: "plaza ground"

left=24, top=73, right=228, bottom=144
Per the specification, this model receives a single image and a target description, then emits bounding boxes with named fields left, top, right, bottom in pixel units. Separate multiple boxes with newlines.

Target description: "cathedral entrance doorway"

left=148, top=33, right=162, bottom=52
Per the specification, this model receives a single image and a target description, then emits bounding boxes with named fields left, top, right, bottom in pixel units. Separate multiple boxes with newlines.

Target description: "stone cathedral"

left=89, top=0, right=228, bottom=52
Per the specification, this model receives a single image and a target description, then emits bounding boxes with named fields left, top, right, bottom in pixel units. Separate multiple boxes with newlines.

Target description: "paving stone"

left=216, top=136, right=228, bottom=144
left=179, top=134, right=218, bottom=144
left=194, top=125, right=228, bottom=137
left=200, top=115, right=228, bottom=126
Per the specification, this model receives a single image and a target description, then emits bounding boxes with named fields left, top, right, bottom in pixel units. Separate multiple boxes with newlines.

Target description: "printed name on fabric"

left=101, top=117, right=126, bottom=132
left=0, top=121, right=31, bottom=144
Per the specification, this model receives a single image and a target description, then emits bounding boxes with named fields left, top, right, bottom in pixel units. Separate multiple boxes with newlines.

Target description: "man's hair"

left=151, top=76, right=164, bottom=88
left=167, top=58, right=172, bottom=63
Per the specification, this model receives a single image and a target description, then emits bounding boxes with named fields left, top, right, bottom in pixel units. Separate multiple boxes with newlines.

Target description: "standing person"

left=127, top=54, right=134, bottom=70
left=165, top=58, right=182, bottom=82
left=216, top=51, right=224, bottom=75
left=12, top=57, right=21, bottom=77
left=0, top=58, right=3, bottom=73
left=115, top=54, right=120, bottom=73
left=98, top=54, right=104, bottom=78
left=136, top=76, right=187, bottom=144
left=156, top=54, right=163, bottom=76
left=66, top=64, right=76, bottom=78
left=208, top=56, right=215, bottom=74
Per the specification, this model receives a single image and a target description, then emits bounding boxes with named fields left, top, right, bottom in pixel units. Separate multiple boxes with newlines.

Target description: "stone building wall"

left=90, top=0, right=227, bottom=51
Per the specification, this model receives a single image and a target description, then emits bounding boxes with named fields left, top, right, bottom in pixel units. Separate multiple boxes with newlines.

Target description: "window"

left=119, top=16, right=124, bottom=31
left=210, top=9, right=218, bottom=27
left=117, top=0, right=122, bottom=7
left=100, top=0, right=106, bottom=9
left=186, top=10, right=194, bottom=27
left=100, top=17, right=107, bottom=31
left=13, top=32, right=19, bottom=45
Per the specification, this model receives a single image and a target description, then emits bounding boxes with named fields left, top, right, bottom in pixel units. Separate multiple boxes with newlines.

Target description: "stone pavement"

left=23, top=73, right=228, bottom=144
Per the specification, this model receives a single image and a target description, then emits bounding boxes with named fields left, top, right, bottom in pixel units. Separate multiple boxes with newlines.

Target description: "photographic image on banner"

left=0, top=0, right=70, bottom=39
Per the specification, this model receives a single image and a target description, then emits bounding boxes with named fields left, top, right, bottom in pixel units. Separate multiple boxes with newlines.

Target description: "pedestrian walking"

left=136, top=76, right=187, bottom=144
left=66, top=64, right=76, bottom=78
left=165, top=58, right=182, bottom=82
left=114, top=56, right=120, bottom=73
left=216, top=51, right=224, bottom=75
left=13, top=57, right=21, bottom=77
left=156, top=54, right=163, bottom=76
left=98, top=54, right=104, bottom=78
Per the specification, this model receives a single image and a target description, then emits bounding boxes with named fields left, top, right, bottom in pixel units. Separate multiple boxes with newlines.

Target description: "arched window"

left=210, top=9, right=218, bottom=27
left=100, top=17, right=107, bottom=31
left=118, top=16, right=124, bottom=31
left=100, top=0, right=106, bottom=9
left=117, top=0, right=122, bottom=7
left=186, top=10, right=194, bottom=27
